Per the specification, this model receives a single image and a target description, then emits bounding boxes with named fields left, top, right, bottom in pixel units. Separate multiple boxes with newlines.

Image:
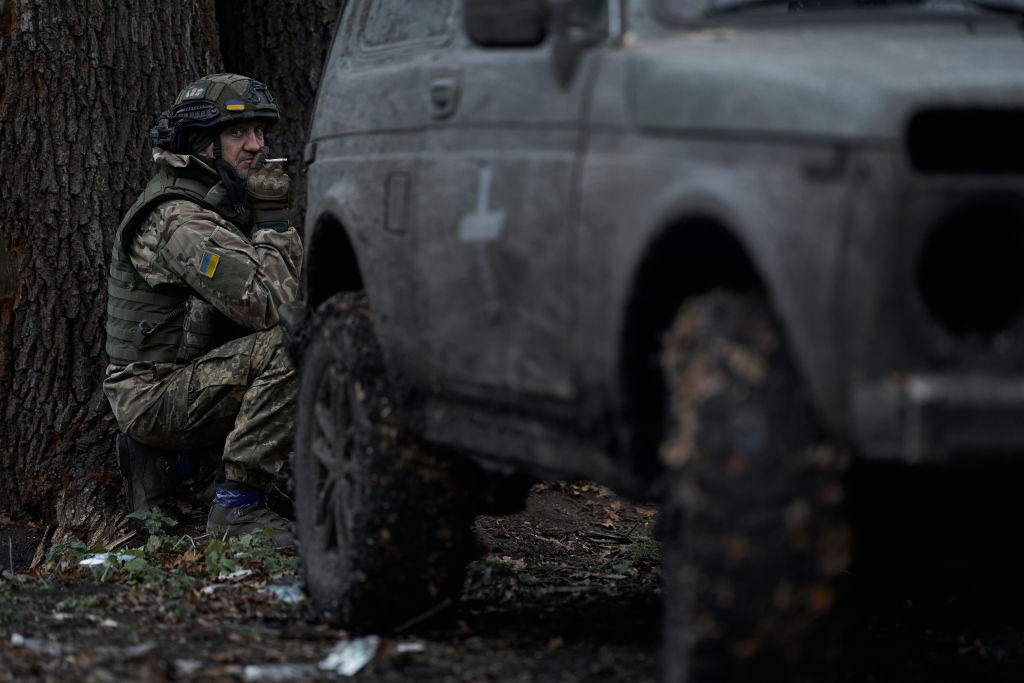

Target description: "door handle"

left=428, top=76, right=459, bottom=119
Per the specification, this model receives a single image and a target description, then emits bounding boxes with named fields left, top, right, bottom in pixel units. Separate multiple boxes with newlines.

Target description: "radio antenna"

left=180, top=40, right=201, bottom=80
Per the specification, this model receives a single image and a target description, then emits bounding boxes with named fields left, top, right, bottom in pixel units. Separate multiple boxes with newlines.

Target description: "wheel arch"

left=617, top=213, right=766, bottom=479
left=304, top=211, right=365, bottom=308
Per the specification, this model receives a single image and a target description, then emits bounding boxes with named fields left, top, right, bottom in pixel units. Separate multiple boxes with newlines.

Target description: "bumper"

left=851, top=373, right=1024, bottom=463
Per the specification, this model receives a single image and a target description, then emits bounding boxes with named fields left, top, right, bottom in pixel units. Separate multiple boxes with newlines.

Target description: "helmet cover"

left=150, top=73, right=280, bottom=154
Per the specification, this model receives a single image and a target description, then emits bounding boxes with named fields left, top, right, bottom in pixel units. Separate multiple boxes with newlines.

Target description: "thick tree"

left=0, top=0, right=341, bottom=552
left=217, top=0, right=343, bottom=217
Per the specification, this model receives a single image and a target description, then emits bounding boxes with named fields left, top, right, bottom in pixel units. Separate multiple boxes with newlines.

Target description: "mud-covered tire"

left=659, top=292, right=851, bottom=681
left=294, top=292, right=481, bottom=629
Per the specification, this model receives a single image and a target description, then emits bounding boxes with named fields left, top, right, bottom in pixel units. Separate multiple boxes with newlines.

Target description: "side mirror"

left=464, top=0, right=548, bottom=47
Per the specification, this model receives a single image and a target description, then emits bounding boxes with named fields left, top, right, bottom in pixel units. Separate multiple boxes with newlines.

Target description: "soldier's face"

left=202, top=122, right=265, bottom=176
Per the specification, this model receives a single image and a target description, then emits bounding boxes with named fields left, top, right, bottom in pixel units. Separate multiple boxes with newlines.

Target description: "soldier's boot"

left=117, top=432, right=175, bottom=515
left=206, top=480, right=296, bottom=549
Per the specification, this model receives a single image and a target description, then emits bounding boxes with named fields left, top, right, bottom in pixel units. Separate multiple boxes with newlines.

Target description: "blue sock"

left=213, top=482, right=261, bottom=508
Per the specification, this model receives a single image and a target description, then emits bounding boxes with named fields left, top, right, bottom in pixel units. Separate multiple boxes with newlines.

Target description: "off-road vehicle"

left=292, top=0, right=1024, bottom=678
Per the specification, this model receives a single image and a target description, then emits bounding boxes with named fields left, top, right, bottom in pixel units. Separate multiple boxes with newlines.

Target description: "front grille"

left=907, top=109, right=1024, bottom=174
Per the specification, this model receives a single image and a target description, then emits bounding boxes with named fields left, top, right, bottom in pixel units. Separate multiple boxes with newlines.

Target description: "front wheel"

left=659, top=292, right=851, bottom=681
left=294, top=293, right=481, bottom=628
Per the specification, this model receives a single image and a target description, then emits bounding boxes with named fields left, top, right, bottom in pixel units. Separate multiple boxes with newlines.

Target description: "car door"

left=311, top=0, right=457, bottom=382
left=414, top=0, right=610, bottom=403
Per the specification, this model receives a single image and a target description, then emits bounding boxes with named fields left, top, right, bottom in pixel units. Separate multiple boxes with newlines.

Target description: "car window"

left=360, top=0, right=454, bottom=49
left=656, top=0, right=993, bottom=18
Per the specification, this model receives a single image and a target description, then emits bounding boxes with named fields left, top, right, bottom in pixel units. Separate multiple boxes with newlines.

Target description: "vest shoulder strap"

left=117, top=168, right=216, bottom=249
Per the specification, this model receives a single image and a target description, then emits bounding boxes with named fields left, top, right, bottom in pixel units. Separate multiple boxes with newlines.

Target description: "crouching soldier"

left=103, top=74, right=302, bottom=547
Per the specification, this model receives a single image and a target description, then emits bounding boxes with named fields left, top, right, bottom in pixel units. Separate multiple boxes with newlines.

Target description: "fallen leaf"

left=208, top=651, right=238, bottom=663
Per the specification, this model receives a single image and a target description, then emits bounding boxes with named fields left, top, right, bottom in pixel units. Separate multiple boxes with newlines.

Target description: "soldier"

left=103, top=74, right=302, bottom=547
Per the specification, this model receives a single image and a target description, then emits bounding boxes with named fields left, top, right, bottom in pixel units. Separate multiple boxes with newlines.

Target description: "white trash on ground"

left=78, top=551, right=138, bottom=568
left=319, top=635, right=381, bottom=676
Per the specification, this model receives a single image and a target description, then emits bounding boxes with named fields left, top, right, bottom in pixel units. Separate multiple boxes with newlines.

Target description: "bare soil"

left=4, top=476, right=1024, bottom=682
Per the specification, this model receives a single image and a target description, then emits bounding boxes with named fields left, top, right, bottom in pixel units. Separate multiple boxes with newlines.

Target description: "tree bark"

left=0, top=0, right=222, bottom=547
left=216, top=0, right=345, bottom=231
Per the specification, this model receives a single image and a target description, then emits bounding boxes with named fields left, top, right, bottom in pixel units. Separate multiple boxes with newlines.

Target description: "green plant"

left=127, top=507, right=178, bottom=536
left=463, top=557, right=531, bottom=601
left=609, top=538, right=662, bottom=573
left=204, top=527, right=295, bottom=576
left=56, top=595, right=115, bottom=611
left=43, top=522, right=295, bottom=590
left=45, top=540, right=101, bottom=573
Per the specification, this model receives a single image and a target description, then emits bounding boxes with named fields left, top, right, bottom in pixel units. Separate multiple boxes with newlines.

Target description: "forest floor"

left=3, top=478, right=1024, bottom=682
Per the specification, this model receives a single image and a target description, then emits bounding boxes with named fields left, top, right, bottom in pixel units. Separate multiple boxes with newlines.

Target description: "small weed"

left=127, top=507, right=178, bottom=536
left=45, top=540, right=95, bottom=571
left=204, top=527, right=294, bottom=577
left=42, top=512, right=295, bottom=593
left=56, top=595, right=114, bottom=611
left=609, top=538, right=662, bottom=573
left=464, top=557, right=531, bottom=601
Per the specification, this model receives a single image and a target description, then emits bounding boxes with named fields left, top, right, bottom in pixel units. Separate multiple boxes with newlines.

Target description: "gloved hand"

left=247, top=148, right=291, bottom=231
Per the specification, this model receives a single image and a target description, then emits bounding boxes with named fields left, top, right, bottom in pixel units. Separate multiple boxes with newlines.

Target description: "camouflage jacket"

left=104, top=149, right=302, bottom=429
left=126, top=149, right=302, bottom=331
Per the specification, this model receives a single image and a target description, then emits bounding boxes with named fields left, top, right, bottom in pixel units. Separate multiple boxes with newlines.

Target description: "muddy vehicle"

left=291, top=0, right=1024, bottom=678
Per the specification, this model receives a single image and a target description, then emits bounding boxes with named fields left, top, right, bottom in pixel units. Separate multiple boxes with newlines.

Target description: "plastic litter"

left=243, top=663, right=320, bottom=681
left=395, top=641, right=425, bottom=654
left=174, top=659, right=203, bottom=676
left=79, top=551, right=138, bottom=568
left=319, top=635, right=381, bottom=676
left=199, top=568, right=257, bottom=595
left=123, top=642, right=158, bottom=660
left=260, top=581, right=305, bottom=604
left=217, top=568, right=253, bottom=581
left=10, top=633, right=70, bottom=656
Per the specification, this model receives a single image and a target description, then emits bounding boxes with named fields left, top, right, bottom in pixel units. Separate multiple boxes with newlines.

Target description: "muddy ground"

left=1, top=481, right=660, bottom=682
left=3, top=477, right=1024, bottom=682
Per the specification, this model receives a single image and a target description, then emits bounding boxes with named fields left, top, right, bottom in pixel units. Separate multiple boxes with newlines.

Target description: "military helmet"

left=150, top=73, right=280, bottom=154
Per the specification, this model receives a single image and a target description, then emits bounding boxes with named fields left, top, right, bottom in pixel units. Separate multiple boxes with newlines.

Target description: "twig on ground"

left=579, top=531, right=632, bottom=546
left=107, top=529, right=140, bottom=552
left=530, top=533, right=567, bottom=548
left=394, top=597, right=452, bottom=633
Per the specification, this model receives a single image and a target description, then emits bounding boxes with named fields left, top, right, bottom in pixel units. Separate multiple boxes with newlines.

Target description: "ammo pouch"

left=177, top=296, right=218, bottom=362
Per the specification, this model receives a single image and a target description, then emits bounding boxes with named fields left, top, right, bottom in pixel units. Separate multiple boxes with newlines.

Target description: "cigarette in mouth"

left=265, top=158, right=287, bottom=164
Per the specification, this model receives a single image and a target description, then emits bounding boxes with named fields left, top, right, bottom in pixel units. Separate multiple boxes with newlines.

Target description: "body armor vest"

left=106, top=158, right=237, bottom=366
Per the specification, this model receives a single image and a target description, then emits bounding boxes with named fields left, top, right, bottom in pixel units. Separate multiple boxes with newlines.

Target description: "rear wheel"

left=659, top=292, right=850, bottom=681
left=294, top=293, right=481, bottom=628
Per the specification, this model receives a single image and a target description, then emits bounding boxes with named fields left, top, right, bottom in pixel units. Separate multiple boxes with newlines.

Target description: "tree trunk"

left=216, top=0, right=345, bottom=231
left=0, top=0, right=345, bottom=554
left=0, top=0, right=222, bottom=548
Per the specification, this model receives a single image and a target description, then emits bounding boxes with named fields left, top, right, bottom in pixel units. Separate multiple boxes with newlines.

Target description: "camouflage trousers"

left=111, top=327, right=296, bottom=491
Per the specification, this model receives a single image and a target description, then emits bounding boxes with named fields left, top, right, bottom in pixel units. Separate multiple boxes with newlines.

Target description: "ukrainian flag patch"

left=198, top=251, right=220, bottom=278
left=225, top=100, right=246, bottom=111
